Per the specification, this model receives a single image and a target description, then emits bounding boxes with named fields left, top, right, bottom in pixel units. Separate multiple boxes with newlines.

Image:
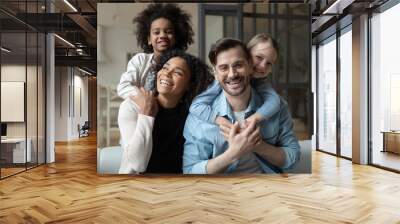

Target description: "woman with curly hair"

left=117, top=3, right=194, bottom=99
left=118, top=50, right=213, bottom=174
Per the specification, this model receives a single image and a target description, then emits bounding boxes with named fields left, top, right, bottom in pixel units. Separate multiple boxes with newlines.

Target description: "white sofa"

left=97, top=140, right=311, bottom=174
left=97, top=146, right=123, bottom=174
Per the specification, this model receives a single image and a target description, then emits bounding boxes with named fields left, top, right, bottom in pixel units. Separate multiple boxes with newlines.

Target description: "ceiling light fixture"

left=54, top=34, right=75, bottom=48
left=76, top=48, right=86, bottom=55
left=63, top=0, right=78, bottom=12
left=322, top=0, right=354, bottom=15
left=1, top=47, right=11, bottom=53
left=78, top=67, right=93, bottom=76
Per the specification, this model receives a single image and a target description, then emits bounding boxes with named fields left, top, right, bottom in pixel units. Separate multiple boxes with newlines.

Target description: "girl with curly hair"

left=117, top=3, right=194, bottom=99
left=118, top=50, right=213, bottom=174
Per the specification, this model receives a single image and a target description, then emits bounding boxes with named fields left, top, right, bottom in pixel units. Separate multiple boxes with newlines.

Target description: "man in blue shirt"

left=183, top=38, right=300, bottom=174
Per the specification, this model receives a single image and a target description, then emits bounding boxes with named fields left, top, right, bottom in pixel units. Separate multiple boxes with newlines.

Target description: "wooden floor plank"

left=0, top=134, right=400, bottom=223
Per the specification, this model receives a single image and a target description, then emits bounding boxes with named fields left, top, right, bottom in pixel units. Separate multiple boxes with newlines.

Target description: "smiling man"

left=183, top=38, right=300, bottom=174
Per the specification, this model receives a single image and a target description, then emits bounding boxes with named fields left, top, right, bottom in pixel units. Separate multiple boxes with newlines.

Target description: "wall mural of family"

left=97, top=3, right=311, bottom=175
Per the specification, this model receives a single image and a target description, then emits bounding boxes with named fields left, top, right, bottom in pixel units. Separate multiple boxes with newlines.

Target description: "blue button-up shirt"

left=183, top=88, right=300, bottom=174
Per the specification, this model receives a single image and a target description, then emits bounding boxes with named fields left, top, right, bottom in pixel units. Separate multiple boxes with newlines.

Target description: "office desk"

left=381, top=131, right=400, bottom=154
left=1, top=138, right=31, bottom=163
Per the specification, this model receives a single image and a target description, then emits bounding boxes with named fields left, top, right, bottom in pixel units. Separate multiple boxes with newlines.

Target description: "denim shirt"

left=189, top=79, right=280, bottom=124
left=183, top=88, right=300, bottom=174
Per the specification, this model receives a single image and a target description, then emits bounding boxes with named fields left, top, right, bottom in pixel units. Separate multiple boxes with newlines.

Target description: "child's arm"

left=247, top=77, right=280, bottom=124
left=189, top=80, right=222, bottom=123
left=117, top=53, right=152, bottom=99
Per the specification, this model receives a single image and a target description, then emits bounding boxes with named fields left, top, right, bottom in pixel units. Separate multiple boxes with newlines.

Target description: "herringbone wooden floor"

left=1, top=134, right=400, bottom=223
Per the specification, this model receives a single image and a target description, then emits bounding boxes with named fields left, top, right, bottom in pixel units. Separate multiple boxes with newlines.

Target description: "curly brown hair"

left=133, top=3, right=194, bottom=53
left=153, top=49, right=214, bottom=108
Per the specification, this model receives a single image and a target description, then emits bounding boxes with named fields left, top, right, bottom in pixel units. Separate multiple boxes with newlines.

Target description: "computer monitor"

left=1, top=123, right=7, bottom=137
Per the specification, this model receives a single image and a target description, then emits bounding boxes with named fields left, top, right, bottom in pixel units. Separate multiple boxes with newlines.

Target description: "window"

left=339, top=28, right=352, bottom=158
left=317, top=36, right=337, bottom=154
left=315, top=24, right=353, bottom=159
left=370, top=2, right=400, bottom=171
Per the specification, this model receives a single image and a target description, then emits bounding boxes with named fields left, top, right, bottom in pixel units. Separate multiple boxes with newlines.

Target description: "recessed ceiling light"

left=1, top=47, right=11, bottom=53
left=78, top=67, right=93, bottom=76
left=63, top=0, right=78, bottom=12
left=54, top=34, right=75, bottom=48
left=322, top=0, right=354, bottom=15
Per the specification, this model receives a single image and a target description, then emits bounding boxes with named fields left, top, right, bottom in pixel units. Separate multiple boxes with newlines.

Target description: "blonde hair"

left=247, top=33, right=279, bottom=54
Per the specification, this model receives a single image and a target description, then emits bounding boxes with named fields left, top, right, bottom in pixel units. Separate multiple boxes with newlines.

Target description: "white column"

left=46, top=32, right=55, bottom=163
left=352, top=14, right=369, bottom=164
left=45, top=0, right=55, bottom=163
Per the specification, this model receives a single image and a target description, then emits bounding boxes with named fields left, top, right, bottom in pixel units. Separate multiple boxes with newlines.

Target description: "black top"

left=146, top=103, right=188, bottom=173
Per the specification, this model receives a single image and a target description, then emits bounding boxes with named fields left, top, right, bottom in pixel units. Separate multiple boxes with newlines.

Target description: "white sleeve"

left=117, top=53, right=150, bottom=99
left=118, top=99, right=155, bottom=174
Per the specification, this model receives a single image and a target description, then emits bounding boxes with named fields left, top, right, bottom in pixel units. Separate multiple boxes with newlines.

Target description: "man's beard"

left=221, top=75, right=250, bottom=97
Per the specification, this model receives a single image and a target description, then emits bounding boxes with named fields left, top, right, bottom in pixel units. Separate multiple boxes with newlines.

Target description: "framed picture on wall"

left=1, top=81, right=25, bottom=122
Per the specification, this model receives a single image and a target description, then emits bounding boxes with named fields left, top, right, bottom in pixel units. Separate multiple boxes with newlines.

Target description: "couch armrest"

left=97, top=146, right=123, bottom=174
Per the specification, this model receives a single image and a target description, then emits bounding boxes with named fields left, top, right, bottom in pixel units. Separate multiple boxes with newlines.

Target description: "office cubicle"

left=0, top=1, right=46, bottom=179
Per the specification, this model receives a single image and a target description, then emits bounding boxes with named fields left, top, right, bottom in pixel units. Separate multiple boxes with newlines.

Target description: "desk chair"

left=79, top=121, right=90, bottom=138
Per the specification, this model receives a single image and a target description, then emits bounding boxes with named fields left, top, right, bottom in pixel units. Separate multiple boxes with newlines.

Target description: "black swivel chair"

left=79, top=121, right=90, bottom=138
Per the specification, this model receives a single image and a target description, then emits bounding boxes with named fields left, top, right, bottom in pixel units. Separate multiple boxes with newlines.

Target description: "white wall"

left=72, top=74, right=89, bottom=138
left=54, top=67, right=89, bottom=141
left=77, top=75, right=89, bottom=123
left=55, top=67, right=68, bottom=141
left=205, top=15, right=223, bottom=65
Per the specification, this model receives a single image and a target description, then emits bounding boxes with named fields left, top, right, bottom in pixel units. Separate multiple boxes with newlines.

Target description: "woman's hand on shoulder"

left=129, top=87, right=158, bottom=117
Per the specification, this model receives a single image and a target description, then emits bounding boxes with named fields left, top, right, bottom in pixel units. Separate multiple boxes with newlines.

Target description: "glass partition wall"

left=0, top=2, right=46, bottom=179
left=1, top=30, right=27, bottom=177
left=315, top=26, right=352, bottom=159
